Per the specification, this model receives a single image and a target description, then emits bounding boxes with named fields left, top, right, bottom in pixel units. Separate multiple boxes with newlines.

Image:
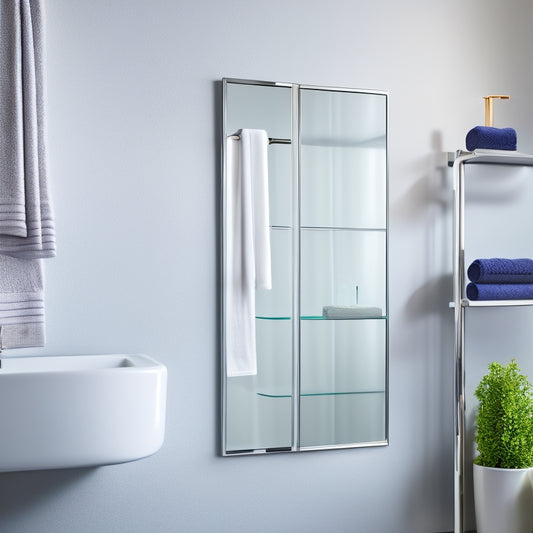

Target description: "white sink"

left=0, top=354, right=167, bottom=472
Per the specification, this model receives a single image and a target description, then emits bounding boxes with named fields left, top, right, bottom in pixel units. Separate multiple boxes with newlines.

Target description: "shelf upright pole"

left=452, top=151, right=475, bottom=533
left=291, top=84, right=301, bottom=451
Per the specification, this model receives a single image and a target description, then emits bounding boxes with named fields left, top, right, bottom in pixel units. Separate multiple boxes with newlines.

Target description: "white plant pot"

left=474, top=463, right=533, bottom=533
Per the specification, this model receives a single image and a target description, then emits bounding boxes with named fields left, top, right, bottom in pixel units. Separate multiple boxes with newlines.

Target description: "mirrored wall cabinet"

left=221, top=78, right=388, bottom=455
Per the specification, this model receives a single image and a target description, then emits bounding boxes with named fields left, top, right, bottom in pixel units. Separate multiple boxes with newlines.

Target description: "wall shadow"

left=401, top=131, right=456, bottom=531
left=0, top=467, right=96, bottom=527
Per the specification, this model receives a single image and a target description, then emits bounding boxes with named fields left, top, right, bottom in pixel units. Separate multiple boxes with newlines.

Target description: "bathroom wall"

left=0, top=0, right=532, bottom=532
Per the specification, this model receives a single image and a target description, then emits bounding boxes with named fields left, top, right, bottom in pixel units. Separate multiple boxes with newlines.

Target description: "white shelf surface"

left=447, top=149, right=533, bottom=167
left=462, top=298, right=533, bottom=307
left=449, top=299, right=533, bottom=308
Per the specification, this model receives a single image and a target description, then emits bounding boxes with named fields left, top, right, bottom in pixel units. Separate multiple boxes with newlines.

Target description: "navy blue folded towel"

left=467, top=258, right=533, bottom=283
left=467, top=283, right=533, bottom=300
left=465, top=126, right=517, bottom=151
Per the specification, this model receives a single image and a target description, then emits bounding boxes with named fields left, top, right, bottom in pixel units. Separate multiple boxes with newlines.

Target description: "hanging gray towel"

left=0, top=255, right=44, bottom=348
left=0, top=0, right=54, bottom=348
left=0, top=0, right=55, bottom=260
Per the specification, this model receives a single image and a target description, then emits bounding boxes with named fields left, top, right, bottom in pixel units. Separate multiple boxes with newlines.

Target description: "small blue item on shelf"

left=466, top=283, right=533, bottom=301
left=465, top=126, right=517, bottom=151
left=467, top=258, right=533, bottom=284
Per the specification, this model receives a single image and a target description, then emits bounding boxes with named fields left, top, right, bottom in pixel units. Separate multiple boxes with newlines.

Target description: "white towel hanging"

left=225, top=129, right=271, bottom=377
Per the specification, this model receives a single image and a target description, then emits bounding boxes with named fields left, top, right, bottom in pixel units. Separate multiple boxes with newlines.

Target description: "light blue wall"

left=0, top=0, right=532, bottom=531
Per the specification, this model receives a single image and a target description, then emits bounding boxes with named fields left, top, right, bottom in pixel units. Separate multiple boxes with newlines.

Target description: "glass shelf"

left=256, top=315, right=387, bottom=320
left=257, top=390, right=386, bottom=398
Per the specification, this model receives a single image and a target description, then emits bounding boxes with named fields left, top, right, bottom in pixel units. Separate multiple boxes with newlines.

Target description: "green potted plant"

left=473, top=360, right=533, bottom=533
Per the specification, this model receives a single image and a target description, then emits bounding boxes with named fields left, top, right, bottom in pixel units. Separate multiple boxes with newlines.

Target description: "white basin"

left=0, top=354, right=167, bottom=472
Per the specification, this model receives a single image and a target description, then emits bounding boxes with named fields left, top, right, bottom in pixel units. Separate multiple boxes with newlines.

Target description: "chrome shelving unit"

left=449, top=149, right=533, bottom=533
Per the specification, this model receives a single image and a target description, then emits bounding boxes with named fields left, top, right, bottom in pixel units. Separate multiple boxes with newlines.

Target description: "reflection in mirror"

left=221, top=78, right=388, bottom=455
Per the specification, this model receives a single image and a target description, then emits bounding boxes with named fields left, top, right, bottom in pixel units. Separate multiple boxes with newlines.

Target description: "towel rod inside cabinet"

left=228, top=133, right=291, bottom=145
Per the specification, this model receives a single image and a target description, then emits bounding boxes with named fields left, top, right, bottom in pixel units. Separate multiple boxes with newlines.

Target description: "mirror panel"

left=222, top=79, right=388, bottom=455
left=300, top=319, right=387, bottom=447
left=300, top=88, right=387, bottom=229
left=300, top=229, right=387, bottom=315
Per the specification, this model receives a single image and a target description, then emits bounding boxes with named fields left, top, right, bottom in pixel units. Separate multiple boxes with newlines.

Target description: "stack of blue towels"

left=466, top=258, right=533, bottom=300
